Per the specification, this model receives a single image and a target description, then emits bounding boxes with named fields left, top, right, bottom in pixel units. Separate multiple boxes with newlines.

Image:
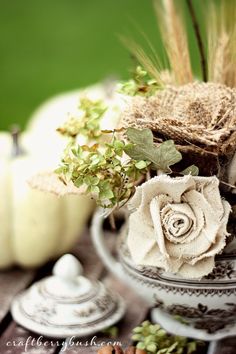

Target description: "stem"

left=146, top=170, right=151, bottom=180
left=108, top=212, right=116, bottom=230
left=134, top=174, right=145, bottom=186
left=186, top=0, right=207, bottom=82
left=220, top=180, right=235, bottom=190
left=157, top=169, right=165, bottom=176
left=11, top=125, right=24, bottom=157
left=103, top=76, right=116, bottom=98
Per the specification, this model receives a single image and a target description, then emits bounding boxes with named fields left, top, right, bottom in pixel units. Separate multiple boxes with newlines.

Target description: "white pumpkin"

left=0, top=82, right=127, bottom=269
left=0, top=131, right=94, bottom=269
left=26, top=82, right=127, bottom=161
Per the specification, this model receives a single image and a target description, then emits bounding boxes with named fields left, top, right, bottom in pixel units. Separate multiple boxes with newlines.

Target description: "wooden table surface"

left=0, top=229, right=235, bottom=354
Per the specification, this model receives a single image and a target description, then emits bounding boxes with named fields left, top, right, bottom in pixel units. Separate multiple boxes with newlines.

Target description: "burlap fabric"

left=121, top=82, right=236, bottom=178
left=29, top=172, right=84, bottom=196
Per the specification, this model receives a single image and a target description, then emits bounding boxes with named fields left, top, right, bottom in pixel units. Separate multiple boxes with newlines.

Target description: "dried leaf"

left=125, top=129, right=182, bottom=172
left=151, top=140, right=182, bottom=172
left=126, top=127, right=153, bottom=146
left=181, top=165, right=199, bottom=176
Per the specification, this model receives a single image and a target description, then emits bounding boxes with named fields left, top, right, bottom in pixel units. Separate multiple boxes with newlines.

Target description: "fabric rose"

left=127, top=175, right=231, bottom=279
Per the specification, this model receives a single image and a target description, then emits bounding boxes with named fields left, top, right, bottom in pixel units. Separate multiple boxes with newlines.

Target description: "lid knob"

left=53, top=254, right=83, bottom=282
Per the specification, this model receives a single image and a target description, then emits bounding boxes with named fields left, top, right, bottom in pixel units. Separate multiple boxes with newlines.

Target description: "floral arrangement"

left=98, top=321, right=203, bottom=354
left=131, top=320, right=202, bottom=354
left=31, top=0, right=236, bottom=280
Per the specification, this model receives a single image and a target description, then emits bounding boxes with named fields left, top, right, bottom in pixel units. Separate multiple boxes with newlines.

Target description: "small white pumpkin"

left=0, top=130, right=94, bottom=269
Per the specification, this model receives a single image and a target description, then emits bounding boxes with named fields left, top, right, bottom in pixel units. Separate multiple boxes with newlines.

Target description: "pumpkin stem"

left=11, top=125, right=25, bottom=157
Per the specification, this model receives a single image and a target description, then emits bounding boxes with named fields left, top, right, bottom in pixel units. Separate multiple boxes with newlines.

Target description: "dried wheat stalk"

left=208, top=0, right=236, bottom=87
left=153, top=0, right=193, bottom=84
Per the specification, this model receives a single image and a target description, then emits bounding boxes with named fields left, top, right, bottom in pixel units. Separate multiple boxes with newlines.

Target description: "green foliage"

left=57, top=97, right=107, bottom=139
left=56, top=98, right=198, bottom=208
left=101, top=326, right=119, bottom=338
left=132, top=321, right=203, bottom=354
left=181, top=165, right=199, bottom=176
left=125, top=128, right=182, bottom=172
left=56, top=126, right=184, bottom=208
left=57, top=134, right=150, bottom=208
left=119, top=66, right=160, bottom=96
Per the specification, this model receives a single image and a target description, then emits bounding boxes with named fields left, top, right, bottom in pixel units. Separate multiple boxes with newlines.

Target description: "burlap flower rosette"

left=121, top=82, right=236, bottom=181
left=127, top=175, right=231, bottom=279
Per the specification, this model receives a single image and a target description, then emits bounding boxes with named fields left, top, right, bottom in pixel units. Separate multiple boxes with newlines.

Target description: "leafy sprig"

left=56, top=127, right=192, bottom=208
left=119, top=66, right=160, bottom=96
left=56, top=96, right=198, bottom=208
left=57, top=97, right=107, bottom=139
left=132, top=321, right=203, bottom=354
left=56, top=133, right=150, bottom=208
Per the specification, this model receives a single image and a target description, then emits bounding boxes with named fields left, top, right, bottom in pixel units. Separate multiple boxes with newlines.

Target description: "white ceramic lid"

left=11, top=254, right=125, bottom=338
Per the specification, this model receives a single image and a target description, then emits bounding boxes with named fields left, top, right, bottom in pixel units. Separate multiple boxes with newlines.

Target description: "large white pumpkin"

left=0, top=131, right=94, bottom=269
left=26, top=82, right=127, bottom=161
left=0, top=83, right=126, bottom=269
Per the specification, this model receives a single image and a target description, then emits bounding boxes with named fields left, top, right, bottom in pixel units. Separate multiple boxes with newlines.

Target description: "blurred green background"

left=0, top=0, right=202, bottom=131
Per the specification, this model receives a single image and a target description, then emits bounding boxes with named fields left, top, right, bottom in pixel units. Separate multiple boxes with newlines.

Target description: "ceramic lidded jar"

left=11, top=254, right=125, bottom=338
